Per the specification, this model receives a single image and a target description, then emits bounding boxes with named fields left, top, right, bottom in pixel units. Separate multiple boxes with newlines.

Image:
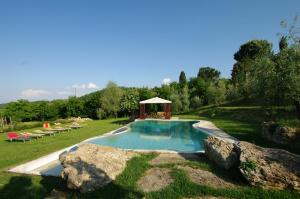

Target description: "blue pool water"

left=88, top=120, right=209, bottom=152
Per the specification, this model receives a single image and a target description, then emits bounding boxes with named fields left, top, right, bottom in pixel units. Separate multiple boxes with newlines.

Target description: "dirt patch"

left=149, top=153, right=201, bottom=166
left=178, top=166, right=238, bottom=188
left=137, top=167, right=174, bottom=192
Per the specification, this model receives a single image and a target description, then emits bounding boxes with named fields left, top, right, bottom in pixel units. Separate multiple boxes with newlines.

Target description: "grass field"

left=0, top=106, right=299, bottom=198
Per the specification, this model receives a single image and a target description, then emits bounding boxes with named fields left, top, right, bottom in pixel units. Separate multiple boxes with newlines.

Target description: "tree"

left=138, top=87, right=156, bottom=101
left=4, top=100, right=35, bottom=122
left=120, top=89, right=140, bottom=118
left=278, top=15, right=300, bottom=47
left=279, top=36, right=288, bottom=51
left=180, top=86, right=190, bottom=112
left=231, top=40, right=273, bottom=97
left=197, top=67, right=220, bottom=83
left=66, top=96, right=84, bottom=117
left=188, top=77, right=206, bottom=101
left=206, top=80, right=226, bottom=105
left=179, top=71, right=187, bottom=87
left=100, top=81, right=123, bottom=118
left=233, top=40, right=273, bottom=62
left=169, top=88, right=182, bottom=114
left=275, top=47, right=300, bottom=118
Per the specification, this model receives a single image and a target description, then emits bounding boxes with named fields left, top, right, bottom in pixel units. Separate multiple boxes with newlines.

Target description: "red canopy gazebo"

left=139, top=97, right=172, bottom=119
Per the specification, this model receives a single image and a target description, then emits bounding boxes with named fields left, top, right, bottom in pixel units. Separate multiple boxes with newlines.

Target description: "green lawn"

left=177, top=105, right=300, bottom=154
left=0, top=106, right=299, bottom=198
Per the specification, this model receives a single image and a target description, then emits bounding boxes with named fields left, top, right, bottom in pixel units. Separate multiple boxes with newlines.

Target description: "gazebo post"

left=140, top=104, right=146, bottom=119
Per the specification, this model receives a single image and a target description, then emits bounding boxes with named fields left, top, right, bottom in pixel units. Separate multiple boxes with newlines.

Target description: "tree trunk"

left=294, top=100, right=300, bottom=119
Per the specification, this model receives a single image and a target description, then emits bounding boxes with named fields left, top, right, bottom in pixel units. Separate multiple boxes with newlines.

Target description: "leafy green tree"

left=66, top=96, right=84, bottom=117
left=4, top=100, right=35, bottom=122
left=233, top=40, right=273, bottom=62
left=190, top=96, right=202, bottom=109
left=157, top=84, right=172, bottom=100
left=206, top=80, right=226, bottom=105
left=179, top=71, right=187, bottom=87
left=275, top=47, right=300, bottom=118
left=279, top=36, right=288, bottom=51
left=231, top=40, right=273, bottom=97
left=81, top=91, right=101, bottom=119
left=138, top=87, right=156, bottom=101
left=169, top=88, right=182, bottom=114
left=279, top=15, right=300, bottom=47
left=100, top=81, right=123, bottom=118
left=120, top=89, right=140, bottom=118
left=180, top=86, right=190, bottom=112
left=188, top=77, right=207, bottom=105
left=197, top=67, right=220, bottom=83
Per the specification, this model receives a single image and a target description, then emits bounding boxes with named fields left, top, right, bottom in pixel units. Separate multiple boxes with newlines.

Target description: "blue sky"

left=0, top=0, right=299, bottom=103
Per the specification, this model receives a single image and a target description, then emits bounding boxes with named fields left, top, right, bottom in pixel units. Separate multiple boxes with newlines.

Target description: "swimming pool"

left=88, top=120, right=209, bottom=152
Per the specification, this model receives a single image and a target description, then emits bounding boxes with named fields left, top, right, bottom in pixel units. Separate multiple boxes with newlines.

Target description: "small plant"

left=240, top=160, right=257, bottom=172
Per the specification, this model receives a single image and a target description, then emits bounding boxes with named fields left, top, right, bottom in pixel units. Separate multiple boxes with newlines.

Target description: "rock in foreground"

left=59, top=143, right=137, bottom=193
left=239, top=141, right=300, bottom=192
left=203, top=136, right=239, bottom=169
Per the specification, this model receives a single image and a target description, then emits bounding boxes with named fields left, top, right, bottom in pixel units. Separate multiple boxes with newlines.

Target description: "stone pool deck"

left=8, top=119, right=237, bottom=176
left=193, top=120, right=238, bottom=144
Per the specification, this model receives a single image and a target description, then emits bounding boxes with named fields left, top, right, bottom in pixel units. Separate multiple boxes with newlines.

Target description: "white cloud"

left=72, top=82, right=98, bottom=90
left=21, top=89, right=51, bottom=98
left=57, top=91, right=72, bottom=95
left=87, top=83, right=97, bottom=89
left=162, top=78, right=171, bottom=85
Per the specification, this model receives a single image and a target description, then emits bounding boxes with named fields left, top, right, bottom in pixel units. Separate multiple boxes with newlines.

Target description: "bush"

left=0, top=121, right=44, bottom=133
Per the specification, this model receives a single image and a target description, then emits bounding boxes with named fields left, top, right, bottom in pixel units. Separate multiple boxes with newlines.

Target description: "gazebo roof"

left=140, top=97, right=172, bottom=104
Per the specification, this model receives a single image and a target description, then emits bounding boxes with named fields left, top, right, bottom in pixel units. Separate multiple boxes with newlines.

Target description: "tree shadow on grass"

left=0, top=174, right=65, bottom=199
left=110, top=119, right=132, bottom=125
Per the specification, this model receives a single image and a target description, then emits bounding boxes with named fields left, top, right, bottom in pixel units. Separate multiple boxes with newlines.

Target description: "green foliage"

left=138, top=87, right=156, bottom=101
left=206, top=81, right=226, bottom=105
left=197, top=67, right=220, bottom=83
left=179, top=71, right=187, bottom=87
left=190, top=96, right=203, bottom=109
left=279, top=15, right=300, bottom=47
left=120, top=89, right=140, bottom=117
left=233, top=40, right=273, bottom=62
left=96, top=108, right=106, bottom=119
left=66, top=96, right=84, bottom=117
left=180, top=86, right=190, bottom=112
left=279, top=36, right=288, bottom=51
left=240, top=161, right=257, bottom=172
left=100, top=81, right=124, bottom=118
left=188, top=77, right=206, bottom=100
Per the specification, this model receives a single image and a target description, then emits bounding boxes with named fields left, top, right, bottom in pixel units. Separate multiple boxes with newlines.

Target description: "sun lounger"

left=21, top=132, right=43, bottom=139
left=33, top=130, right=56, bottom=136
left=7, top=132, right=31, bottom=142
left=69, top=125, right=83, bottom=129
left=50, top=127, right=71, bottom=132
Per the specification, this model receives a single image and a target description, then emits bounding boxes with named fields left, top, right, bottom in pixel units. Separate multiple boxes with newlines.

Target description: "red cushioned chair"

left=7, top=132, right=30, bottom=142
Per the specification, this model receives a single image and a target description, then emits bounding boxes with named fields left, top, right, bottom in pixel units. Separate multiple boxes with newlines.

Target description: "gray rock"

left=203, top=136, right=239, bottom=170
left=239, top=141, right=300, bottom=192
left=59, top=143, right=137, bottom=193
left=262, top=122, right=297, bottom=144
left=273, top=126, right=297, bottom=144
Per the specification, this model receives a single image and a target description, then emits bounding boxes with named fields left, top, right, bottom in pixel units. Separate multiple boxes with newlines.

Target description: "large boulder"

left=59, top=143, right=137, bottom=193
left=203, top=136, right=239, bottom=170
left=262, top=122, right=298, bottom=144
left=238, top=141, right=300, bottom=192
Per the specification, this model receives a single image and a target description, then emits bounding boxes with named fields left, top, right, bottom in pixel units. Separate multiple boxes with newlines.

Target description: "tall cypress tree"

left=179, top=71, right=187, bottom=86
